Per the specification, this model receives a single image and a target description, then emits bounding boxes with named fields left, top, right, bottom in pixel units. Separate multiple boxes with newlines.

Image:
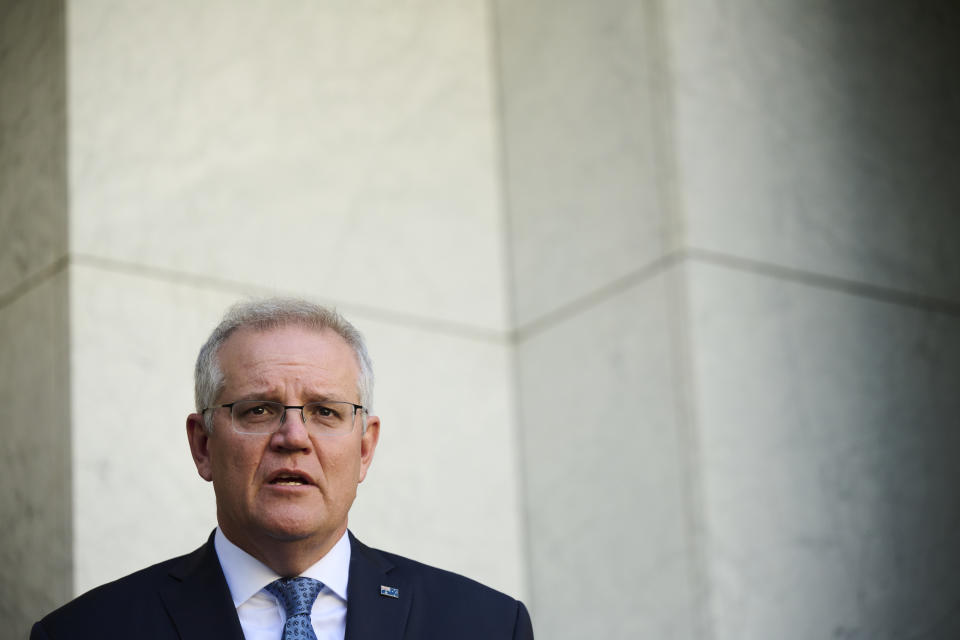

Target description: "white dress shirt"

left=214, top=528, right=350, bottom=640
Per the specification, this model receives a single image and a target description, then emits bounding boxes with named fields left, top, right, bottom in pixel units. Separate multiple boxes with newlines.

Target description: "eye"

left=235, top=401, right=280, bottom=422
left=305, top=402, right=343, bottom=421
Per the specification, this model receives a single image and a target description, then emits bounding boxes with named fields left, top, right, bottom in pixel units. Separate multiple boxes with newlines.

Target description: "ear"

left=186, top=413, right=214, bottom=482
left=357, top=414, right=380, bottom=483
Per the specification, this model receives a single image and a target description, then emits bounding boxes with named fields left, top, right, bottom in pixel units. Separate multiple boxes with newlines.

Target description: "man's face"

left=186, top=325, right=379, bottom=561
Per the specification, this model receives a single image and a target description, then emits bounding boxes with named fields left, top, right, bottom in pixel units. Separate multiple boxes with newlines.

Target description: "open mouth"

left=268, top=472, right=312, bottom=486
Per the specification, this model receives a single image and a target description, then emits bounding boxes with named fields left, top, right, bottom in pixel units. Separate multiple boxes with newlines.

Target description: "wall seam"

left=60, top=248, right=956, bottom=355
left=67, top=252, right=510, bottom=344
left=0, top=254, right=70, bottom=312
left=62, top=0, right=75, bottom=599
left=688, top=248, right=960, bottom=318
left=512, top=247, right=960, bottom=343
left=643, top=0, right=714, bottom=637
left=485, top=0, right=536, bottom=607
left=514, top=252, right=683, bottom=340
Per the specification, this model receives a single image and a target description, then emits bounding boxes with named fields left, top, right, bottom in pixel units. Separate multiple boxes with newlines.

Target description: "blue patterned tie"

left=265, top=577, right=324, bottom=640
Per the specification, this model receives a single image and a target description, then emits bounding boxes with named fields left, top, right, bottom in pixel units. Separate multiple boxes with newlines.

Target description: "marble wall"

left=63, top=0, right=526, bottom=602
left=688, top=262, right=960, bottom=639
left=0, top=0, right=70, bottom=636
left=668, top=1, right=960, bottom=301
left=0, top=0, right=67, bottom=297
left=515, top=270, right=702, bottom=639
left=497, top=0, right=960, bottom=638
left=667, top=3, right=960, bottom=638
left=0, top=274, right=71, bottom=638
left=6, top=0, right=960, bottom=637
left=495, top=1, right=704, bottom=636
left=67, top=0, right=508, bottom=330
left=495, top=0, right=675, bottom=328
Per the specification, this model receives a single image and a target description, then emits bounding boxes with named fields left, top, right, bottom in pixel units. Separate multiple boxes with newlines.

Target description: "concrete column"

left=3, top=2, right=527, bottom=636
left=496, top=1, right=702, bottom=636
left=669, top=3, right=960, bottom=637
left=65, top=0, right=524, bottom=601
left=7, top=1, right=959, bottom=637
left=0, top=0, right=71, bottom=636
left=496, top=0, right=960, bottom=638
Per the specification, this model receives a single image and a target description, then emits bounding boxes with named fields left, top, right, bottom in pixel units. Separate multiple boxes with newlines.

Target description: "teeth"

left=273, top=476, right=306, bottom=485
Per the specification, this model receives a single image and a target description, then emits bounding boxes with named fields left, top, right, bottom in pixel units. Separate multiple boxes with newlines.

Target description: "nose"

left=271, top=406, right=312, bottom=451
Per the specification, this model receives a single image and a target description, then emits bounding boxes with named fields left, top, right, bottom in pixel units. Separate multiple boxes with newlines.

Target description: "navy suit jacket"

left=31, top=532, right=533, bottom=639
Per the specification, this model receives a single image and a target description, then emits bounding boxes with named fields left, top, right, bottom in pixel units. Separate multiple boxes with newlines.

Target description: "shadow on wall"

left=808, top=2, right=960, bottom=637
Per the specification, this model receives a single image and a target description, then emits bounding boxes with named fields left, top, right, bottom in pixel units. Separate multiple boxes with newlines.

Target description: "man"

left=32, top=298, right=533, bottom=639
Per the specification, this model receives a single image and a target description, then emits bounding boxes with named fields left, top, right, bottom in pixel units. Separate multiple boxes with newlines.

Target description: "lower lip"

left=266, top=482, right=314, bottom=491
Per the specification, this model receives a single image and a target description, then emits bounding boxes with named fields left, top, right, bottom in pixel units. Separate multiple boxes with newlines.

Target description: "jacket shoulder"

left=32, top=546, right=205, bottom=639
left=377, top=547, right=516, bottom=602
left=351, top=537, right=533, bottom=639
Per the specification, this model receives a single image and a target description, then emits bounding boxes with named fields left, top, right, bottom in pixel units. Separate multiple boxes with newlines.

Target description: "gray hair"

left=195, top=297, right=374, bottom=433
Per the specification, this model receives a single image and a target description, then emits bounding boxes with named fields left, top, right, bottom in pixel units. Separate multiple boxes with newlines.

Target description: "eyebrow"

left=224, top=389, right=355, bottom=405
left=227, top=388, right=282, bottom=402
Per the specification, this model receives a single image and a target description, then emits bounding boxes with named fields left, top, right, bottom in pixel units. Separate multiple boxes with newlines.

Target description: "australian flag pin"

left=380, top=585, right=400, bottom=599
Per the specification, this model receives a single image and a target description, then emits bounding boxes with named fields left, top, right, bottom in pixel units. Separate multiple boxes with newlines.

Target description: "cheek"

left=212, top=441, right=262, bottom=483
left=317, top=445, right=362, bottom=483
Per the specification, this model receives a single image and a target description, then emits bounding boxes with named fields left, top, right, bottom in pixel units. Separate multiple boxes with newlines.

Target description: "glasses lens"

left=229, top=400, right=358, bottom=435
left=303, top=401, right=358, bottom=435
left=231, top=400, right=284, bottom=434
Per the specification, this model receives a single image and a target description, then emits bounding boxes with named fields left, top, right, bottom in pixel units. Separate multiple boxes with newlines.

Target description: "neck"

left=221, top=524, right=347, bottom=577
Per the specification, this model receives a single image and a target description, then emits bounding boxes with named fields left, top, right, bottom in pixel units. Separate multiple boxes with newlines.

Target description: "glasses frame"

left=203, top=399, right=366, bottom=436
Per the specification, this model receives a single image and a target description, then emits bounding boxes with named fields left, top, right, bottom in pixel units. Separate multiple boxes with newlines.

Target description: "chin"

left=259, top=509, right=332, bottom=543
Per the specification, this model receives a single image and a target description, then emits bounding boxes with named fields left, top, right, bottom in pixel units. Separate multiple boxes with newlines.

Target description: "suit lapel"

left=345, top=533, right=412, bottom=640
left=159, top=532, right=246, bottom=640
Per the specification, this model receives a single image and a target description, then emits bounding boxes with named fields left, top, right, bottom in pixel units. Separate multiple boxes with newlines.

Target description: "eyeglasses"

left=203, top=399, right=365, bottom=436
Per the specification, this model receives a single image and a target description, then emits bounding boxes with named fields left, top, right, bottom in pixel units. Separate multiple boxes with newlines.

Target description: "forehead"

left=216, top=324, right=359, bottom=393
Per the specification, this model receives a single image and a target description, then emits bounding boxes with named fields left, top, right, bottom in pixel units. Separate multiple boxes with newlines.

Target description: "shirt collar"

left=214, top=527, right=352, bottom=606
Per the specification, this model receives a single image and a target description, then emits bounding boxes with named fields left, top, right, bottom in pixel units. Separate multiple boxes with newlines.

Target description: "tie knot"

left=265, top=577, right=324, bottom=618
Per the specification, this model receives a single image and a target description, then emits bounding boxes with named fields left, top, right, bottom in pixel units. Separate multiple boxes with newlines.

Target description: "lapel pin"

left=380, top=585, right=400, bottom=598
